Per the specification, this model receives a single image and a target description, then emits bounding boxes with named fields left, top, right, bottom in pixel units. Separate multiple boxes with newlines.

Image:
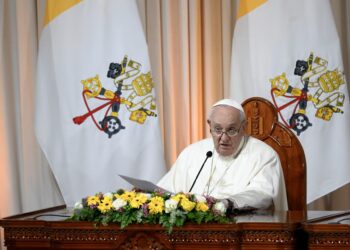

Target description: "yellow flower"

left=171, top=193, right=187, bottom=203
left=180, top=198, right=196, bottom=212
left=102, top=196, right=113, bottom=204
left=171, top=194, right=196, bottom=212
left=120, top=191, right=136, bottom=202
left=130, top=193, right=148, bottom=208
left=148, top=196, right=164, bottom=214
left=196, top=202, right=209, bottom=212
left=87, top=195, right=100, bottom=206
left=98, top=202, right=111, bottom=213
left=97, top=196, right=113, bottom=213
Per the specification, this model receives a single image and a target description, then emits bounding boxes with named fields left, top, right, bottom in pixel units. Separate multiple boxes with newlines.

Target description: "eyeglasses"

left=211, top=123, right=243, bottom=137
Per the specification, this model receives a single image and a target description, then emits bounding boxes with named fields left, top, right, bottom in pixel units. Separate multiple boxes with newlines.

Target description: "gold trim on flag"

left=237, top=0, right=267, bottom=19
left=44, top=0, right=82, bottom=26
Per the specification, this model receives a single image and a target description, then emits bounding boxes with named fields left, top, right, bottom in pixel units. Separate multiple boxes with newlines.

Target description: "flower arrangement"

left=70, top=189, right=234, bottom=233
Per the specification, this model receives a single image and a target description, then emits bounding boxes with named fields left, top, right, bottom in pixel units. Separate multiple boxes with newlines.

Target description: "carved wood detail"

left=241, top=230, right=295, bottom=244
left=167, top=230, right=239, bottom=244
left=308, top=232, right=350, bottom=246
left=50, top=228, right=124, bottom=241
left=5, top=227, right=127, bottom=242
left=6, top=227, right=50, bottom=240
left=251, top=101, right=264, bottom=136
left=271, top=124, right=292, bottom=147
left=119, top=232, right=167, bottom=249
left=246, top=101, right=265, bottom=138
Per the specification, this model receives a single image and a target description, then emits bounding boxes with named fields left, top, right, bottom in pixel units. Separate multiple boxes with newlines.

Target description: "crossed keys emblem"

left=73, top=56, right=157, bottom=138
left=270, top=52, right=345, bottom=135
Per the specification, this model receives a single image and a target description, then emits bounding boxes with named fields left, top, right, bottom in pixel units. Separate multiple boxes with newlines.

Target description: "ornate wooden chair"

left=242, top=97, right=307, bottom=211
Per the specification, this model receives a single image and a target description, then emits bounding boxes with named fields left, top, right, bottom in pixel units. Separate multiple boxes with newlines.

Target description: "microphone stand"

left=189, top=151, right=212, bottom=192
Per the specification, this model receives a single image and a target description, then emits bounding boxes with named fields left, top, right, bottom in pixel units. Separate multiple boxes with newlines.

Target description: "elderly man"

left=158, top=99, right=288, bottom=211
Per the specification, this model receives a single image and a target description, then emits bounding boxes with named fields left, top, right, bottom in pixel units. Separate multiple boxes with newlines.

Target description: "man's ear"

left=207, top=119, right=211, bottom=126
left=207, top=120, right=212, bottom=134
left=241, top=120, right=247, bottom=130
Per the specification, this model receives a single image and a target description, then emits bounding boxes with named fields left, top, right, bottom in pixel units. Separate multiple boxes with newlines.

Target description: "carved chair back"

left=242, top=97, right=307, bottom=211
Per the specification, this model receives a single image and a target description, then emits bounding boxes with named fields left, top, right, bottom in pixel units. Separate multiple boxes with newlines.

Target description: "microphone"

left=189, top=151, right=213, bottom=193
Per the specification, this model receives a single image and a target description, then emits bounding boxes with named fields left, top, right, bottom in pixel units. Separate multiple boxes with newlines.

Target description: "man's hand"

left=217, top=199, right=235, bottom=216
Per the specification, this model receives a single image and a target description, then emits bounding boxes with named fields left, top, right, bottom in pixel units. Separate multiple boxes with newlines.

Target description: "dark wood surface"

left=303, top=211, right=350, bottom=250
left=1, top=206, right=349, bottom=250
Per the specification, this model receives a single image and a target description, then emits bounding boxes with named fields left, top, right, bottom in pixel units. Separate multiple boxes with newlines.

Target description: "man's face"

left=207, top=105, right=246, bottom=157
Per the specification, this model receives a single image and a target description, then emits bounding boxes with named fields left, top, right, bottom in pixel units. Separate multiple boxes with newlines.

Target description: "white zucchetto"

left=212, top=99, right=244, bottom=114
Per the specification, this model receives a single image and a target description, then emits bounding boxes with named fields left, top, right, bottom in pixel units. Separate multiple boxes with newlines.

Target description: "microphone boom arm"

left=189, top=151, right=212, bottom=193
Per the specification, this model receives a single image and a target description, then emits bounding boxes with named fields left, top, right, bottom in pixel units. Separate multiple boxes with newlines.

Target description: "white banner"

left=230, top=0, right=350, bottom=203
left=35, top=0, right=166, bottom=206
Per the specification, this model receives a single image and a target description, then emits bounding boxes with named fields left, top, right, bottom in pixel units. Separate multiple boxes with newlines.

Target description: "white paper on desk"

left=119, top=174, right=170, bottom=193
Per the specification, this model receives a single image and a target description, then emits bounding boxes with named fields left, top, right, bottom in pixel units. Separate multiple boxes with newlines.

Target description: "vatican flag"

left=35, top=0, right=166, bottom=206
left=230, top=0, right=350, bottom=203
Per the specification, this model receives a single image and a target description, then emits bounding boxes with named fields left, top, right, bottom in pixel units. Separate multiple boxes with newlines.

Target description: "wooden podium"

left=1, top=206, right=349, bottom=249
left=303, top=211, right=350, bottom=249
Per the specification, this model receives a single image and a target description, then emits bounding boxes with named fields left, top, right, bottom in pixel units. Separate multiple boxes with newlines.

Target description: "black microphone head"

left=206, top=151, right=213, bottom=158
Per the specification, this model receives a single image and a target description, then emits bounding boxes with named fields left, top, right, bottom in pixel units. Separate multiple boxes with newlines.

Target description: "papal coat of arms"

left=73, top=55, right=157, bottom=138
left=270, top=52, right=345, bottom=135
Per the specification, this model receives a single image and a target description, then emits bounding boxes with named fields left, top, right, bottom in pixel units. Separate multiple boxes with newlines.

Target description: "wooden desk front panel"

left=303, top=211, right=350, bottom=250
left=1, top=221, right=301, bottom=250
left=0, top=207, right=299, bottom=250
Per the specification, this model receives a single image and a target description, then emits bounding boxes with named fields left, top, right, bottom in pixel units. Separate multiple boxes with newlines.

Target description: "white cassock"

left=158, top=136, right=288, bottom=211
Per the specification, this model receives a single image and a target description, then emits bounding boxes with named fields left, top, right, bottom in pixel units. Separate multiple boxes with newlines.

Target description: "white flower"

left=142, top=193, right=152, bottom=200
left=112, top=198, right=127, bottom=210
left=213, top=201, right=227, bottom=215
left=103, top=192, right=113, bottom=199
left=165, top=199, right=178, bottom=213
left=74, top=201, right=83, bottom=209
left=194, top=194, right=206, bottom=203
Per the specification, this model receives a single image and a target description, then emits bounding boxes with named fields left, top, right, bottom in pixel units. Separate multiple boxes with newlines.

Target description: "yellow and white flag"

left=230, top=0, right=350, bottom=203
left=35, top=0, right=166, bottom=206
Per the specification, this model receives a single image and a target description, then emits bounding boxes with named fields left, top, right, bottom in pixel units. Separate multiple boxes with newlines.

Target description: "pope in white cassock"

left=158, top=99, right=288, bottom=212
